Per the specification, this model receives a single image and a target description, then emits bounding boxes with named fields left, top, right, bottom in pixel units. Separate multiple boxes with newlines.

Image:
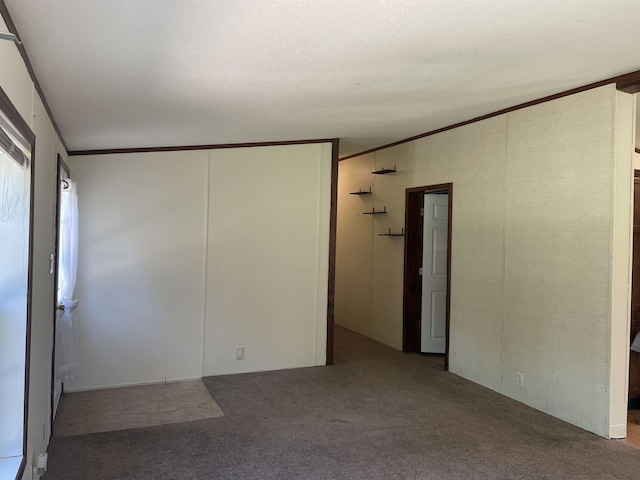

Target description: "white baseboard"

left=608, top=423, right=627, bottom=439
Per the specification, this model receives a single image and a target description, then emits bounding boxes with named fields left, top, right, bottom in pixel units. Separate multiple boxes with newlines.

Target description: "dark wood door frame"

left=403, top=183, right=453, bottom=370
left=325, top=139, right=339, bottom=366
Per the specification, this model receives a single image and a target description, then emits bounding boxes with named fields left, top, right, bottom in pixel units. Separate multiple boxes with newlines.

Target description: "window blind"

left=0, top=115, right=30, bottom=167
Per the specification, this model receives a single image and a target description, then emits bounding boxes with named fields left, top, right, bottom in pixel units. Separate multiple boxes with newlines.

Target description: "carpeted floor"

left=43, top=326, right=640, bottom=479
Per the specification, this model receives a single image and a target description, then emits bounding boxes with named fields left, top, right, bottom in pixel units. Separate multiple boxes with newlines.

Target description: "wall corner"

left=607, top=90, right=636, bottom=438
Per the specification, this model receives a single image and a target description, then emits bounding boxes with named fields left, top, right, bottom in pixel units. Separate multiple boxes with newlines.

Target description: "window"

left=0, top=87, right=34, bottom=480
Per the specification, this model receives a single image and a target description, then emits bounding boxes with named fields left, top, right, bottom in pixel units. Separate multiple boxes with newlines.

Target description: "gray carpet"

left=44, top=326, right=640, bottom=479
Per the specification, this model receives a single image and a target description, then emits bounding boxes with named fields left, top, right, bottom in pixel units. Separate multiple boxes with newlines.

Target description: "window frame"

left=0, top=85, right=36, bottom=480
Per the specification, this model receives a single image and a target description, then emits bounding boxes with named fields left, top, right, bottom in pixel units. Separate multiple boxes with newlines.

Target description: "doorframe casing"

left=325, top=139, right=339, bottom=366
left=402, top=183, right=453, bottom=370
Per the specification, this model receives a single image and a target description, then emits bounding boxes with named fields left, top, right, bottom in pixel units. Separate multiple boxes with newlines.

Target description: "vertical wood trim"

left=444, top=184, right=453, bottom=371
left=326, top=139, right=339, bottom=365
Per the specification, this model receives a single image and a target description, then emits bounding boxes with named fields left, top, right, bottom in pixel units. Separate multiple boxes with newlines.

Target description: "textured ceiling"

left=4, top=0, right=640, bottom=156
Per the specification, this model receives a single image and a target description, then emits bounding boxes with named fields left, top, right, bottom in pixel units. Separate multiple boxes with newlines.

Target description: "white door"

left=421, top=193, right=448, bottom=353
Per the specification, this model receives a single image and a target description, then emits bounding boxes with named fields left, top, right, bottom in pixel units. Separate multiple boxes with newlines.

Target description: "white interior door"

left=421, top=193, right=448, bottom=353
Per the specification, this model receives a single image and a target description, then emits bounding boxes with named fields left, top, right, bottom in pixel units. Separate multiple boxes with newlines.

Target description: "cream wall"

left=204, top=144, right=330, bottom=375
left=67, top=151, right=210, bottom=390
left=335, top=85, right=635, bottom=438
left=1, top=14, right=68, bottom=480
left=67, top=143, right=331, bottom=390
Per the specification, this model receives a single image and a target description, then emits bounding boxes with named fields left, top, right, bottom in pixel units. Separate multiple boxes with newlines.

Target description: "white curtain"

left=55, top=178, right=79, bottom=383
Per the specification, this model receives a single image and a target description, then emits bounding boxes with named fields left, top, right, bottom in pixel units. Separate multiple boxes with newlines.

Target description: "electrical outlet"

left=235, top=346, right=244, bottom=360
left=517, top=371, right=524, bottom=387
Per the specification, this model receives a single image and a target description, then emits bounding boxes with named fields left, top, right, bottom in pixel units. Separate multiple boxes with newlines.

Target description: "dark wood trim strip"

left=0, top=0, right=67, bottom=152
left=616, top=70, right=640, bottom=94
left=341, top=70, right=640, bottom=161
left=635, top=148, right=640, bottom=155
left=444, top=184, right=452, bottom=372
left=326, top=139, right=339, bottom=366
left=406, top=183, right=453, bottom=194
left=69, top=138, right=337, bottom=156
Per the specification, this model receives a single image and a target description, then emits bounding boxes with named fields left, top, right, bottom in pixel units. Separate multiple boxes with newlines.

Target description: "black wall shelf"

left=363, top=206, right=387, bottom=215
left=378, top=228, right=404, bottom=237
left=372, top=165, right=397, bottom=175
left=350, top=187, right=372, bottom=195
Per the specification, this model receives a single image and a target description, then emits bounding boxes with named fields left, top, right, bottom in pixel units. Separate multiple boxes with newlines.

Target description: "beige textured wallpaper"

left=335, top=85, right=634, bottom=438
left=335, top=154, right=375, bottom=337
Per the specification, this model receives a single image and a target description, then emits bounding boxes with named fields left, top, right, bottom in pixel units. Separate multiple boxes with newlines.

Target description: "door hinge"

left=419, top=267, right=423, bottom=276
left=420, top=208, right=424, bottom=216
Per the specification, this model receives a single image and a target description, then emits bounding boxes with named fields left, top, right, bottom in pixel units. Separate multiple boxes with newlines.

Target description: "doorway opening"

left=51, top=154, right=79, bottom=427
left=403, top=183, right=452, bottom=370
left=626, top=169, right=640, bottom=447
left=51, top=154, right=69, bottom=424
